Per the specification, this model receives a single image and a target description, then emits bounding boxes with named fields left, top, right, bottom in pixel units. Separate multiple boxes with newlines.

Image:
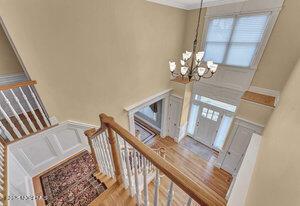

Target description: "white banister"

left=142, top=156, right=149, bottom=206
left=19, top=87, right=44, bottom=130
left=1, top=91, right=29, bottom=135
left=133, top=150, right=141, bottom=205
left=92, top=137, right=104, bottom=173
left=124, top=140, right=133, bottom=197
left=103, top=132, right=115, bottom=176
left=166, top=182, right=174, bottom=206
left=186, top=197, right=192, bottom=206
left=0, top=105, right=22, bottom=138
left=27, top=86, right=50, bottom=127
left=116, top=134, right=126, bottom=185
left=154, top=168, right=160, bottom=206
left=0, top=121, right=14, bottom=141
left=10, top=89, right=37, bottom=133
left=96, top=136, right=109, bottom=175
left=99, top=133, right=113, bottom=177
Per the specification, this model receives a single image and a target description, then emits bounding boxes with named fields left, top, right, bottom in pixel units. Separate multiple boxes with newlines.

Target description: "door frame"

left=124, top=89, right=172, bottom=137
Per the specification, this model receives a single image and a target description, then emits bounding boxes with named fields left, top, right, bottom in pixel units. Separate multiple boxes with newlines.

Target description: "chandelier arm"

left=202, top=72, right=214, bottom=79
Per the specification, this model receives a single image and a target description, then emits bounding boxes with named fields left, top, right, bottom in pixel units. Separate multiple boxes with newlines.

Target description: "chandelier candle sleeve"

left=168, top=0, right=218, bottom=82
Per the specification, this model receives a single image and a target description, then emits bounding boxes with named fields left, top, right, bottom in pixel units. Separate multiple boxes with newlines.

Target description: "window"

left=201, top=107, right=220, bottom=122
left=203, top=13, right=270, bottom=68
left=195, top=95, right=237, bottom=112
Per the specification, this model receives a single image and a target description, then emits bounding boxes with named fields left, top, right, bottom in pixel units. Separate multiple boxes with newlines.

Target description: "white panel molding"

left=8, top=120, right=93, bottom=177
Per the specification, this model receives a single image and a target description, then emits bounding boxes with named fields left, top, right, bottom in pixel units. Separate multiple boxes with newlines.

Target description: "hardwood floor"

left=147, top=136, right=232, bottom=199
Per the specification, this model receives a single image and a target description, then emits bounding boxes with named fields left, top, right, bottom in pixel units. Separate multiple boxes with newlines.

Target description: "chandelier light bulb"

left=197, top=67, right=206, bottom=76
left=169, top=61, right=176, bottom=72
left=210, top=64, right=218, bottom=73
left=181, top=60, right=186, bottom=66
left=207, top=61, right=214, bottom=68
left=196, top=51, right=204, bottom=62
left=181, top=67, right=188, bottom=75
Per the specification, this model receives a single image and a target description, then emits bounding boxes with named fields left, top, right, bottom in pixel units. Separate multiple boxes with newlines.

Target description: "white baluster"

left=186, top=197, right=192, bottom=206
left=0, top=121, right=14, bottom=142
left=154, top=168, right=160, bottom=206
left=166, top=182, right=174, bottom=206
left=19, top=87, right=44, bottom=130
left=99, top=133, right=113, bottom=177
left=142, top=157, right=149, bottom=206
left=10, top=89, right=37, bottom=133
left=124, top=140, right=133, bottom=197
left=0, top=105, right=21, bottom=138
left=92, top=138, right=104, bottom=173
left=1, top=91, right=29, bottom=135
left=116, top=134, right=126, bottom=185
left=95, top=136, right=109, bottom=175
left=103, top=132, right=115, bottom=176
left=27, top=86, right=50, bottom=127
left=133, top=149, right=141, bottom=205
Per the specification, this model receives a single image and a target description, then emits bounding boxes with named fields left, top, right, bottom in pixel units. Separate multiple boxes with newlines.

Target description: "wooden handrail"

left=0, top=80, right=37, bottom=91
left=99, top=113, right=226, bottom=206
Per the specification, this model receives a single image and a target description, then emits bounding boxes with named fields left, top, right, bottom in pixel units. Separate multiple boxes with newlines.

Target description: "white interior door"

left=221, top=126, right=253, bottom=174
left=168, top=96, right=182, bottom=139
left=194, top=104, right=223, bottom=148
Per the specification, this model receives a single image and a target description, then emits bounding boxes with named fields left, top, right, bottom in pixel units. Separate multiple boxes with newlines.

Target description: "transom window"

left=203, top=13, right=270, bottom=68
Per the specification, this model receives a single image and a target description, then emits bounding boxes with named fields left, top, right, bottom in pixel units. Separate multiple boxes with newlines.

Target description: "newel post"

left=84, top=128, right=100, bottom=173
left=100, top=114, right=123, bottom=185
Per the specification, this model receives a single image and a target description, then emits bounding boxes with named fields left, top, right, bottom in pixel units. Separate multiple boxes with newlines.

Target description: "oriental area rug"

left=40, top=151, right=106, bottom=206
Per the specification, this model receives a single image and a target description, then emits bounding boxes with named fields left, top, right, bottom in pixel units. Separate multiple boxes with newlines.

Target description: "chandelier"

left=169, top=0, right=218, bottom=82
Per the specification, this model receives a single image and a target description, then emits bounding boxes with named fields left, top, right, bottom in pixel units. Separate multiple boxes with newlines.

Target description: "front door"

left=194, top=104, right=222, bottom=148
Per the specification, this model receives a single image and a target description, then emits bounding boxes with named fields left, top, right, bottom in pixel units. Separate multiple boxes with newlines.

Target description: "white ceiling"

left=146, top=0, right=247, bottom=10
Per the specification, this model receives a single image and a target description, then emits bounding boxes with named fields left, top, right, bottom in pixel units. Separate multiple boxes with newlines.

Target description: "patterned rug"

left=134, top=120, right=156, bottom=143
left=40, top=151, right=106, bottom=206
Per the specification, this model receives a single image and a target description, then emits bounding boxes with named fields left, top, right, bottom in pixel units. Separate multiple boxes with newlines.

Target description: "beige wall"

left=0, top=24, right=22, bottom=75
left=251, top=0, right=300, bottom=91
left=245, top=58, right=300, bottom=206
left=0, top=0, right=187, bottom=127
left=183, top=8, right=206, bottom=51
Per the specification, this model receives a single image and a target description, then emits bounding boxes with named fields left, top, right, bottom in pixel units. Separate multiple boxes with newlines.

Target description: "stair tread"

left=90, top=172, right=136, bottom=206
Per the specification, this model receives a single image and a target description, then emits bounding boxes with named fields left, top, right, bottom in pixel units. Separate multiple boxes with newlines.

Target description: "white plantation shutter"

left=204, top=13, right=270, bottom=68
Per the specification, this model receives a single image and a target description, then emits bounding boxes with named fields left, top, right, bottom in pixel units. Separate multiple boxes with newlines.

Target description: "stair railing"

left=0, top=80, right=51, bottom=143
left=0, top=138, right=8, bottom=206
left=85, top=113, right=227, bottom=206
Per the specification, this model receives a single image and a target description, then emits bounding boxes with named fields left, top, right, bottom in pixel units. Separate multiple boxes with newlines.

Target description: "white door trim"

left=124, top=89, right=172, bottom=137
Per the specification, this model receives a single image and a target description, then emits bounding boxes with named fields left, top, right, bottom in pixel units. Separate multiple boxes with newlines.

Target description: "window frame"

left=201, top=11, right=273, bottom=69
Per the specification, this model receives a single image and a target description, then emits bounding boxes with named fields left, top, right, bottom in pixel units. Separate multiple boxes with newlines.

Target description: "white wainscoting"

left=8, top=121, right=93, bottom=177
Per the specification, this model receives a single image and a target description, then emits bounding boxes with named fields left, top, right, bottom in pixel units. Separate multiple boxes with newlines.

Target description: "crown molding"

left=146, top=0, right=247, bottom=10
